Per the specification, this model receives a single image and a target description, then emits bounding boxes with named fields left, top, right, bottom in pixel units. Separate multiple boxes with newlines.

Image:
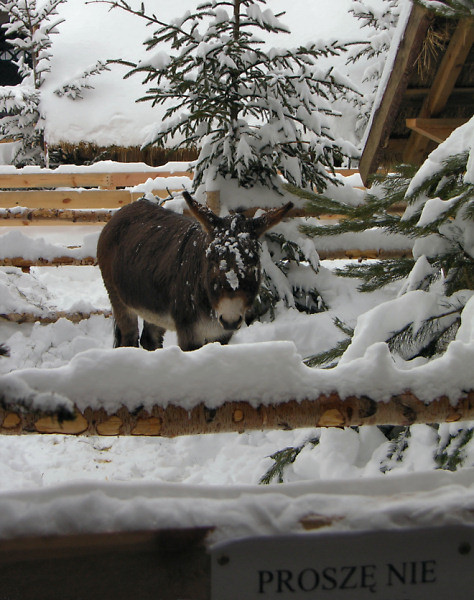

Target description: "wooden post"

left=206, top=190, right=220, bottom=214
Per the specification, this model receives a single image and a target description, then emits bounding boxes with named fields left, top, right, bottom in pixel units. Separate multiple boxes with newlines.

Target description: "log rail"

left=1, top=390, right=472, bottom=436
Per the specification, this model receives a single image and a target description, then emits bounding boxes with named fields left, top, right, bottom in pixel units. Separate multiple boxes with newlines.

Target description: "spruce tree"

left=102, top=0, right=357, bottom=193
left=99, top=0, right=359, bottom=318
left=297, top=135, right=473, bottom=366
left=0, top=0, right=66, bottom=166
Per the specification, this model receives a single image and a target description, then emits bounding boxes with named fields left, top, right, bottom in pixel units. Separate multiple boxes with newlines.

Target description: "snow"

left=0, top=467, right=472, bottom=543
left=1, top=0, right=473, bottom=546
left=3, top=307, right=474, bottom=414
left=407, top=116, right=474, bottom=198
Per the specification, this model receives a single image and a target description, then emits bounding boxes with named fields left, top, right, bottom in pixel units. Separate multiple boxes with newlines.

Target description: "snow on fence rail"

left=1, top=339, right=473, bottom=435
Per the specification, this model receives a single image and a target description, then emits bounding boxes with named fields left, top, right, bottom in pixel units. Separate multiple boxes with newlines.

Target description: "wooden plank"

left=403, top=17, right=474, bottom=164
left=0, top=189, right=133, bottom=209
left=0, top=170, right=193, bottom=189
left=0, top=249, right=413, bottom=270
left=421, top=18, right=474, bottom=117
left=0, top=528, right=211, bottom=600
left=0, top=172, right=114, bottom=189
left=359, top=4, right=433, bottom=185
left=0, top=309, right=111, bottom=324
left=0, top=256, right=98, bottom=269
left=1, top=391, right=472, bottom=437
left=406, top=117, right=469, bottom=143
left=0, top=207, right=115, bottom=224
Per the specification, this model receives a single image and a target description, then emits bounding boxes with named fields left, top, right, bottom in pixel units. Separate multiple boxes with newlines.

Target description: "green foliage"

left=304, top=318, right=353, bottom=367
left=379, top=424, right=474, bottom=473
left=387, top=310, right=461, bottom=360
left=250, top=230, right=327, bottom=321
left=335, top=258, right=415, bottom=292
left=379, top=426, right=412, bottom=473
left=435, top=426, right=474, bottom=471
left=260, top=436, right=319, bottom=484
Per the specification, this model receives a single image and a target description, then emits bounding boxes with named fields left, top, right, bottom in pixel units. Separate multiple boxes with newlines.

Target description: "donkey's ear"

left=182, top=191, right=221, bottom=232
left=251, top=202, right=294, bottom=237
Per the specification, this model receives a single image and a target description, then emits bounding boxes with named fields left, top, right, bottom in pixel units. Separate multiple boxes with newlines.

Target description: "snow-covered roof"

left=359, top=1, right=474, bottom=183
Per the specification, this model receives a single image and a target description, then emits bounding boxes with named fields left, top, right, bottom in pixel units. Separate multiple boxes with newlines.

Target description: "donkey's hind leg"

left=107, top=289, right=139, bottom=348
left=140, top=321, right=165, bottom=351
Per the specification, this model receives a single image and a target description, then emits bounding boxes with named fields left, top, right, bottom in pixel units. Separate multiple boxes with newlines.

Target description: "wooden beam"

left=404, top=86, right=474, bottom=96
left=0, top=207, right=115, bottom=224
left=0, top=188, right=175, bottom=211
left=0, top=189, right=132, bottom=209
left=0, top=309, right=111, bottom=324
left=406, top=117, right=469, bottom=143
left=0, top=170, right=193, bottom=189
left=1, top=391, right=472, bottom=437
left=0, top=249, right=413, bottom=271
left=359, top=4, right=433, bottom=185
left=0, top=528, right=211, bottom=600
left=403, top=17, right=474, bottom=164
left=422, top=18, right=474, bottom=117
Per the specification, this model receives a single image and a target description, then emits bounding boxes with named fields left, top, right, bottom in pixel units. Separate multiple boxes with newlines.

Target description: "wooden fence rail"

left=0, top=165, right=412, bottom=323
left=1, top=390, right=472, bottom=436
left=0, top=167, right=397, bottom=226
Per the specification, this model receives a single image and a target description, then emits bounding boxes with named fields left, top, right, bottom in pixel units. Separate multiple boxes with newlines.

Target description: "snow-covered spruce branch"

left=88, top=0, right=169, bottom=27
left=54, top=60, right=112, bottom=99
left=2, top=0, right=66, bottom=87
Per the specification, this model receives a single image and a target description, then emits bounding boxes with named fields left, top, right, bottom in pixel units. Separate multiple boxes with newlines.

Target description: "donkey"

left=97, top=192, right=293, bottom=351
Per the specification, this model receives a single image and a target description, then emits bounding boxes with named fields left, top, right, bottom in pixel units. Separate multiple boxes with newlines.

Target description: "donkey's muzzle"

left=219, top=314, right=243, bottom=331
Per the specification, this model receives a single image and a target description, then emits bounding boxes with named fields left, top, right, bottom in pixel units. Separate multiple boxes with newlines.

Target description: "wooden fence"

left=0, top=165, right=413, bottom=324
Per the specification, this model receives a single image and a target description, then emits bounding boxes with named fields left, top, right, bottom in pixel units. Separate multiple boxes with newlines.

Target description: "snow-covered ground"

left=1, top=251, right=473, bottom=541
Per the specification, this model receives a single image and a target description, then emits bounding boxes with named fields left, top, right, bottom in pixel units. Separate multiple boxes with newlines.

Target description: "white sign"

left=211, top=526, right=473, bottom=599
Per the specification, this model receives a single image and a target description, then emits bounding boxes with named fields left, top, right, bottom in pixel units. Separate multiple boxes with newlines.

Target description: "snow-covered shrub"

left=300, top=118, right=474, bottom=366
left=263, top=118, right=474, bottom=482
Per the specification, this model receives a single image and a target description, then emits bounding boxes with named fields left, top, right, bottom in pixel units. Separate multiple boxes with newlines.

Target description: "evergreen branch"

left=436, top=427, right=474, bottom=471
left=259, top=436, right=319, bottom=484
left=335, top=258, right=415, bottom=292
left=387, top=308, right=462, bottom=360
left=304, top=338, right=351, bottom=368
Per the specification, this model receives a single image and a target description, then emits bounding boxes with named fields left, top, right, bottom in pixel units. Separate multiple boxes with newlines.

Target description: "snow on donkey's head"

left=97, top=192, right=293, bottom=351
